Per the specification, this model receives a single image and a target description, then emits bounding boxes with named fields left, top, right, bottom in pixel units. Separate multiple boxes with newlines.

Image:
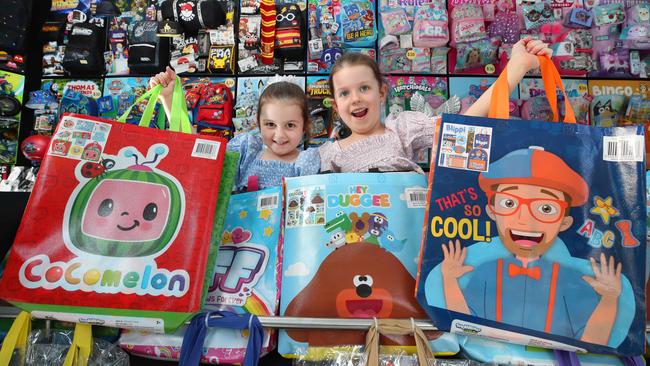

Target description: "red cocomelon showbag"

left=0, top=80, right=229, bottom=333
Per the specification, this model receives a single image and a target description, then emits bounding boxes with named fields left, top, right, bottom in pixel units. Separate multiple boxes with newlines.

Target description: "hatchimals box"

left=279, top=173, right=460, bottom=357
left=416, top=115, right=646, bottom=356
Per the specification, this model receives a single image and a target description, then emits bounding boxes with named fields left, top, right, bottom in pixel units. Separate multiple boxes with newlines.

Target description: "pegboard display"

left=0, top=0, right=647, bottom=168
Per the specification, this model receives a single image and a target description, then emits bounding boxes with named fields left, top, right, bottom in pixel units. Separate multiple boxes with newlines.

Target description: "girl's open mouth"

left=351, top=108, right=368, bottom=118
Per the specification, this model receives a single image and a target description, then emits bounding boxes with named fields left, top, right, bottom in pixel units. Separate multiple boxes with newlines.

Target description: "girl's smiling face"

left=331, top=64, right=388, bottom=138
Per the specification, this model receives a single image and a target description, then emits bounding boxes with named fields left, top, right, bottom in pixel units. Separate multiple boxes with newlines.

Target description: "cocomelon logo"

left=327, top=185, right=391, bottom=208
left=19, top=144, right=189, bottom=297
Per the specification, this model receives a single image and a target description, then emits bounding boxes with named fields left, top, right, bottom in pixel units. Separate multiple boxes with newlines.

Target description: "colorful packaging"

left=588, top=80, right=650, bottom=127
left=521, top=0, right=556, bottom=30
left=121, top=187, right=283, bottom=363
left=454, top=37, right=500, bottom=72
left=450, top=76, right=519, bottom=115
left=101, top=77, right=163, bottom=127
left=417, top=110, right=646, bottom=355
left=341, top=0, right=377, bottom=47
left=279, top=173, right=460, bottom=357
left=450, top=3, right=487, bottom=45
left=386, top=76, right=449, bottom=118
left=519, top=78, right=590, bottom=124
left=0, top=70, right=24, bottom=165
left=0, top=113, right=229, bottom=333
left=306, top=76, right=335, bottom=144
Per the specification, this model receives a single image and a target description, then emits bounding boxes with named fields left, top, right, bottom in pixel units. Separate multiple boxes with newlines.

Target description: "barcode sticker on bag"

left=258, top=193, right=279, bottom=210
left=603, top=136, right=644, bottom=162
left=405, top=188, right=428, bottom=208
left=191, top=139, right=221, bottom=160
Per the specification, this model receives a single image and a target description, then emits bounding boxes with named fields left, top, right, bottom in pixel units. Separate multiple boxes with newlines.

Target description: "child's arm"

left=148, top=66, right=176, bottom=118
left=463, top=38, right=552, bottom=117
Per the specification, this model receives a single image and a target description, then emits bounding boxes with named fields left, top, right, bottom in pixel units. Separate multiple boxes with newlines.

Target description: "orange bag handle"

left=488, top=56, right=576, bottom=124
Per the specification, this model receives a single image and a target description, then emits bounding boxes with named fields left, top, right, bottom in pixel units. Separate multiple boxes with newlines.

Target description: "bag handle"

left=0, top=311, right=31, bottom=366
left=488, top=55, right=576, bottom=123
left=117, top=76, right=193, bottom=133
left=63, top=323, right=93, bottom=366
left=364, top=319, right=435, bottom=366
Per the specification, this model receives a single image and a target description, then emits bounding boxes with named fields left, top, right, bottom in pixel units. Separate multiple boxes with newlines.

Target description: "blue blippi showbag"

left=340, top=0, right=377, bottom=47
left=279, top=173, right=460, bottom=358
left=416, top=61, right=646, bottom=356
left=120, top=188, right=284, bottom=364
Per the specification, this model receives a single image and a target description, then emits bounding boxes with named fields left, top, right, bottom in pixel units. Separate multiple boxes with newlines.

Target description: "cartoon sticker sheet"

left=0, top=71, right=24, bottom=165
left=48, top=116, right=111, bottom=161
left=418, top=114, right=646, bottom=356
left=279, top=173, right=459, bottom=356
left=120, top=188, right=283, bottom=363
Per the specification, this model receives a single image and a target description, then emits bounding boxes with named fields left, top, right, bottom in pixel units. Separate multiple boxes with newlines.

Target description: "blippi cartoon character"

left=325, top=212, right=352, bottom=249
left=427, top=146, right=632, bottom=346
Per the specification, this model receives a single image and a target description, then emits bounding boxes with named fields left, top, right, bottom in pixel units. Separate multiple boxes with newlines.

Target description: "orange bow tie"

left=508, top=263, right=541, bottom=280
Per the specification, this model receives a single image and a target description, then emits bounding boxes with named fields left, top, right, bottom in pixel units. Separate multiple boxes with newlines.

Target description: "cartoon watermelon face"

left=68, top=168, right=182, bottom=257
left=66, top=144, right=184, bottom=258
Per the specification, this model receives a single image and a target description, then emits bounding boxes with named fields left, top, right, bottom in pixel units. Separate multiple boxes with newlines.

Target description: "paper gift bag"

left=416, top=57, right=646, bottom=356
left=0, top=81, right=229, bottom=333
left=279, top=173, right=459, bottom=357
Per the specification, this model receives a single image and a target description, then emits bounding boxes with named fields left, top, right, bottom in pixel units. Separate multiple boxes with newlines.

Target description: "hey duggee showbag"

left=279, top=173, right=460, bottom=357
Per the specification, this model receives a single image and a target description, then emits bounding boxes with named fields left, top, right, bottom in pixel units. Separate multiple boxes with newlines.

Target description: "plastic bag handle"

left=488, top=55, right=576, bottom=123
left=63, top=323, right=93, bottom=366
left=0, top=311, right=31, bottom=366
left=117, top=76, right=193, bottom=133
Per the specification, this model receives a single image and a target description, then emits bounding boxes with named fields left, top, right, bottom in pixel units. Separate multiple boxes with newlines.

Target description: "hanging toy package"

left=378, top=0, right=449, bottom=74
left=307, top=0, right=376, bottom=73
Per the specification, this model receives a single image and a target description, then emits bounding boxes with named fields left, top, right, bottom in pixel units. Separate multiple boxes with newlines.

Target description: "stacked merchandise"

left=237, top=0, right=307, bottom=74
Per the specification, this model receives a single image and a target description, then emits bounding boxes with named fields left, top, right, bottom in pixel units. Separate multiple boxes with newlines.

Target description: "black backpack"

left=160, top=0, right=226, bottom=35
left=0, top=0, right=33, bottom=53
left=62, top=22, right=106, bottom=75
left=128, top=20, right=170, bottom=74
left=274, top=3, right=305, bottom=61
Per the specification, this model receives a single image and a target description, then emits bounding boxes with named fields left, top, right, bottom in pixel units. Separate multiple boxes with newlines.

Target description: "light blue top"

left=227, top=133, right=320, bottom=191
